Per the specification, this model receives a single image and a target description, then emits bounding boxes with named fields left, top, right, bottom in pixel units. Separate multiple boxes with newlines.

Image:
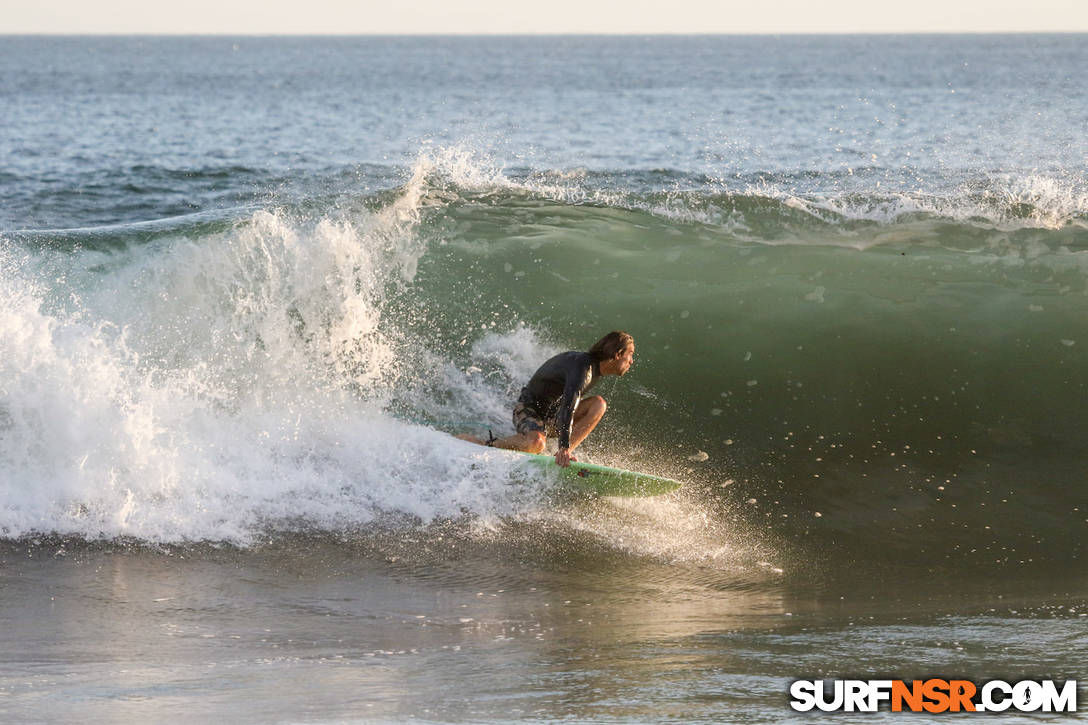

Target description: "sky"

left=4, top=0, right=1087, bottom=35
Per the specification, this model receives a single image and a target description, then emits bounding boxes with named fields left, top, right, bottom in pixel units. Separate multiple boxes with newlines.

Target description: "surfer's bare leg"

left=456, top=431, right=545, bottom=452
left=460, top=396, right=605, bottom=455
left=567, top=396, right=606, bottom=452
left=492, top=431, right=546, bottom=453
left=495, top=396, right=605, bottom=455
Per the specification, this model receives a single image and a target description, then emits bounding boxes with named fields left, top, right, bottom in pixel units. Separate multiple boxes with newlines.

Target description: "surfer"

left=461, top=331, right=635, bottom=467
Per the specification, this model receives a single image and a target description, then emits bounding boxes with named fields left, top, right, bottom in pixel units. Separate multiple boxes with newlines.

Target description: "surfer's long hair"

left=588, top=331, right=634, bottom=361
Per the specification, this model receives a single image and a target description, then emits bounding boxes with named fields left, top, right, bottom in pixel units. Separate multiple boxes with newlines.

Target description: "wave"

left=387, top=147, right=1088, bottom=232
left=1, top=148, right=1086, bottom=567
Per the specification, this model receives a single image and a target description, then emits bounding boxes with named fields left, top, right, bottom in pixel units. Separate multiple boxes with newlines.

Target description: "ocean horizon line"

left=3, top=30, right=1087, bottom=38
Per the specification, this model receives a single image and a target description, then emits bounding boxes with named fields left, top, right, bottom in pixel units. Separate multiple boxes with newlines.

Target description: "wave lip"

left=393, top=149, right=1088, bottom=240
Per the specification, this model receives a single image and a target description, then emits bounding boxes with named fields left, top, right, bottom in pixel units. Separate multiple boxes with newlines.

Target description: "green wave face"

left=390, top=185, right=1088, bottom=562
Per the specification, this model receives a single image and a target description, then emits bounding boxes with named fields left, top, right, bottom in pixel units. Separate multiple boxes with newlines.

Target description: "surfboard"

left=447, top=430, right=681, bottom=496
left=515, top=451, right=682, bottom=497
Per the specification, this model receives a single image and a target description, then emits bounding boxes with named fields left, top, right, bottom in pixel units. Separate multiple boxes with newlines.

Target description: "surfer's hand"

left=555, top=447, right=572, bottom=467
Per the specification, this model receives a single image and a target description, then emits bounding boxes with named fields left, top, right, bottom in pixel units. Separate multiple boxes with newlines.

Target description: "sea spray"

left=0, top=184, right=553, bottom=542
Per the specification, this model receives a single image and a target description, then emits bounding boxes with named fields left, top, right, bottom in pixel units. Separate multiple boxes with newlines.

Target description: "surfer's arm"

left=554, top=374, right=585, bottom=453
left=554, top=360, right=593, bottom=466
left=555, top=389, right=581, bottom=453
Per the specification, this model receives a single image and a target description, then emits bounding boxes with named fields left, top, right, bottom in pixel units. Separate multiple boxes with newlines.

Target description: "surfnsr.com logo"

left=789, top=679, right=1078, bottom=713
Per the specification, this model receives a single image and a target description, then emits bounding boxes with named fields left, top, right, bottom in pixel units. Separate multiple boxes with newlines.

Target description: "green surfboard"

left=513, top=451, right=682, bottom=497
left=447, top=431, right=682, bottom=496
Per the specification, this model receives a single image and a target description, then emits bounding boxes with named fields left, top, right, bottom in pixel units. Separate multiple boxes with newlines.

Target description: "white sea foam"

left=758, top=174, right=1088, bottom=233
left=0, top=185, right=547, bottom=544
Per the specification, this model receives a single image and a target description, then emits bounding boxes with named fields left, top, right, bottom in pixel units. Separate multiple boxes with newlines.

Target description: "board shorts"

left=513, top=402, right=556, bottom=437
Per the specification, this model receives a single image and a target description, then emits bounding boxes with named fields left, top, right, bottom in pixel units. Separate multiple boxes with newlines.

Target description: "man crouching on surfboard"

left=460, top=331, right=635, bottom=467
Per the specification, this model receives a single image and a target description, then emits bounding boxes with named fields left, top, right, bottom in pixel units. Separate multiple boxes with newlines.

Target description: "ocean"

left=1, top=35, right=1086, bottom=722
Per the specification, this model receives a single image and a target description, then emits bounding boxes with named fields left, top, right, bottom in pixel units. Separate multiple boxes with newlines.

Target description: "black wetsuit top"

left=517, top=351, right=601, bottom=449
